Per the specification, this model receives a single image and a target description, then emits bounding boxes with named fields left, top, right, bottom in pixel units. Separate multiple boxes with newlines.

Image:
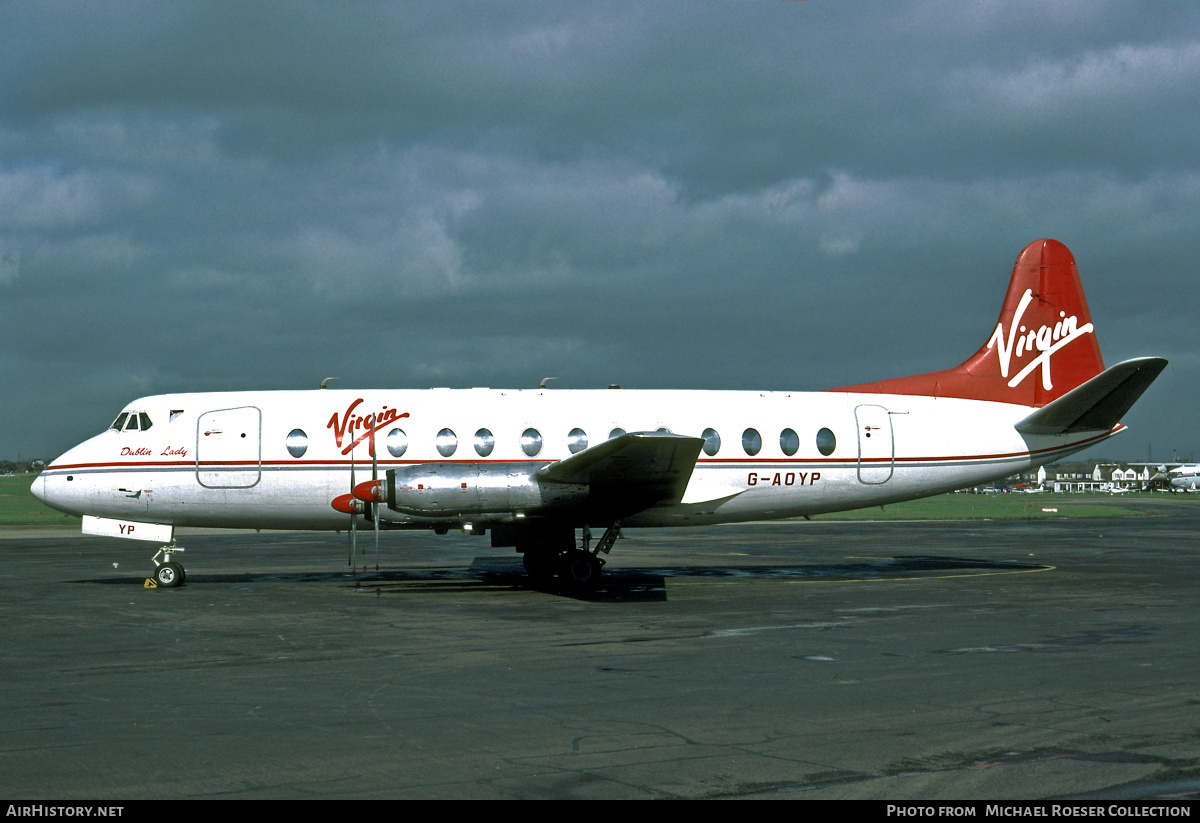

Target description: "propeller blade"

left=371, top=419, right=380, bottom=571
left=349, top=446, right=356, bottom=569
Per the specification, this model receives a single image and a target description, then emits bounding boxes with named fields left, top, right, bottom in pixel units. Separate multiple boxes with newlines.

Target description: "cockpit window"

left=111, top=411, right=153, bottom=432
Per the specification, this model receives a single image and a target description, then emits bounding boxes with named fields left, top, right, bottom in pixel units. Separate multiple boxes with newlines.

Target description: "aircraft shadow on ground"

left=75, top=555, right=1049, bottom=603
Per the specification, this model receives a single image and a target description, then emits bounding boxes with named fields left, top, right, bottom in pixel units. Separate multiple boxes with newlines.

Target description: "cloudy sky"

left=3, top=1, right=1198, bottom=464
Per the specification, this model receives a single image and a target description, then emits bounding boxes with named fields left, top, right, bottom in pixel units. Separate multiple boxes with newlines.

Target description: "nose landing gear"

left=147, top=545, right=186, bottom=588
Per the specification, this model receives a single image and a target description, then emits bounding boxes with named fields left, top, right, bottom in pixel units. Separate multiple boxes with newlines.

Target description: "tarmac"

left=2, top=497, right=1199, bottom=800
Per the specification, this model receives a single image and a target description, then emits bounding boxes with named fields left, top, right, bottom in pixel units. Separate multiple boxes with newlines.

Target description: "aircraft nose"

left=30, top=474, right=46, bottom=503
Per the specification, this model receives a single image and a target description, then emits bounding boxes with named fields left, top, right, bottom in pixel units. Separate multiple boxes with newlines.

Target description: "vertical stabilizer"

left=829, top=239, right=1105, bottom=407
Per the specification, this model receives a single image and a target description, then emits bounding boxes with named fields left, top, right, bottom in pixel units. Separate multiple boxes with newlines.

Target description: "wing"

left=536, top=431, right=704, bottom=519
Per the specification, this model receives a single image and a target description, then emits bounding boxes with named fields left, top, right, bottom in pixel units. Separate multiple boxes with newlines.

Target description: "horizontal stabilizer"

left=537, top=431, right=704, bottom=512
left=1015, top=357, right=1168, bottom=435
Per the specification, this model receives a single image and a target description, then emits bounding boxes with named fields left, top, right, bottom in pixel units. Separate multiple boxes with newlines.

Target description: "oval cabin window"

left=742, top=428, right=762, bottom=456
left=286, top=429, right=308, bottom=458
left=436, top=428, right=458, bottom=457
left=474, top=428, right=494, bottom=457
left=387, top=428, right=408, bottom=458
left=816, top=428, right=836, bottom=456
left=521, top=428, right=543, bottom=457
left=779, top=428, right=799, bottom=457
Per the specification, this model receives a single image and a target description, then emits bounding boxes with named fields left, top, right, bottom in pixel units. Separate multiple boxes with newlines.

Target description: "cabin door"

left=855, top=404, right=894, bottom=484
left=196, top=406, right=262, bottom=488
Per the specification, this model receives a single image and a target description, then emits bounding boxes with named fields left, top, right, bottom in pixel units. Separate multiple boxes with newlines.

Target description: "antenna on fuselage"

left=539, top=377, right=558, bottom=389
left=320, top=377, right=341, bottom=389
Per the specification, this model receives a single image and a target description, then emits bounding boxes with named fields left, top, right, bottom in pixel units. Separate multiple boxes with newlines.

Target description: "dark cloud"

left=1, top=1, right=1197, bottom=462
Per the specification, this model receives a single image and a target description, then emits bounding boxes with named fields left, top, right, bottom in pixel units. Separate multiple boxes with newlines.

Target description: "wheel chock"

left=144, top=578, right=158, bottom=589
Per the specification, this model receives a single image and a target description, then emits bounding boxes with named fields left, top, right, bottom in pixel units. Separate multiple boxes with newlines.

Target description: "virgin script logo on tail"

left=986, top=289, right=1094, bottom=390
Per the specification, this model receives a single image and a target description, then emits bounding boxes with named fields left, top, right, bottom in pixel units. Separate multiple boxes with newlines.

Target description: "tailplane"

left=831, top=238, right=1112, bottom=407
left=1015, top=357, right=1167, bottom=434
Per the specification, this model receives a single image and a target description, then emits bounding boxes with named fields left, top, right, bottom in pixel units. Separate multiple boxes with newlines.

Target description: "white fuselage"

left=34, top=387, right=1117, bottom=532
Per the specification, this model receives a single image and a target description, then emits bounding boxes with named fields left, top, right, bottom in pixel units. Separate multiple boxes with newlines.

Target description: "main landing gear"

left=521, top=523, right=621, bottom=590
left=148, top=545, right=186, bottom=588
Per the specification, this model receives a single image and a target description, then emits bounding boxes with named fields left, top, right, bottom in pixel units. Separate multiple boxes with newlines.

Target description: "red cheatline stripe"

left=40, top=427, right=1119, bottom=473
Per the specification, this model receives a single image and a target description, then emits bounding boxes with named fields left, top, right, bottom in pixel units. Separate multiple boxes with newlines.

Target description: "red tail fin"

left=830, top=239, right=1105, bottom=407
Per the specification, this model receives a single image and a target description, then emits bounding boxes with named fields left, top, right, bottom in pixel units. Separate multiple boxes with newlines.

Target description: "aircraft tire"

left=155, top=562, right=184, bottom=588
left=558, top=551, right=602, bottom=590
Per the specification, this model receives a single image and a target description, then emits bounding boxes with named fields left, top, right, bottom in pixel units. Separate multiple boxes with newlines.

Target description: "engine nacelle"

left=386, top=463, right=587, bottom=518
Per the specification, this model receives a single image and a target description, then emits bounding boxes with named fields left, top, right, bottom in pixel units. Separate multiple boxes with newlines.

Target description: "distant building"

left=1004, top=461, right=1156, bottom=493
left=1043, top=461, right=1107, bottom=492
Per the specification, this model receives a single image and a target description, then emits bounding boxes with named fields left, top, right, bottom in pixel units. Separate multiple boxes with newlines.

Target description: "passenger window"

left=567, top=428, right=588, bottom=454
left=779, top=428, right=799, bottom=456
left=474, top=428, right=495, bottom=457
left=436, top=428, right=457, bottom=458
left=816, top=428, right=836, bottom=456
left=521, top=428, right=543, bottom=457
left=609, top=427, right=626, bottom=440
left=286, top=429, right=308, bottom=458
left=701, top=428, right=721, bottom=456
left=386, top=428, right=408, bottom=458
left=742, top=428, right=761, bottom=456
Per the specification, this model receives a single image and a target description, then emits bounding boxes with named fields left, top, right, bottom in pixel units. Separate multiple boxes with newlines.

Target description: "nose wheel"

left=149, top=545, right=186, bottom=588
